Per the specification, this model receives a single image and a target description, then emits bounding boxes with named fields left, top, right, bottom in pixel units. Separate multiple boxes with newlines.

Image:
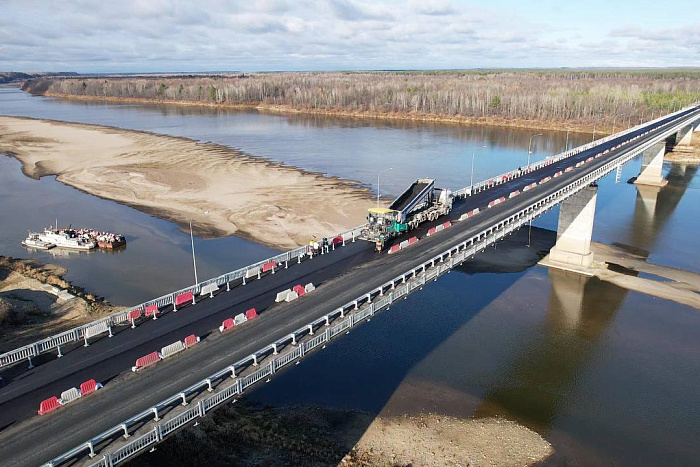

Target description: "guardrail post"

left=57, top=345, right=62, bottom=358
left=191, top=292, right=196, bottom=305
left=339, top=307, right=344, bottom=318
left=300, top=342, right=306, bottom=357
left=108, top=324, right=113, bottom=338
left=269, top=360, right=276, bottom=375
left=227, top=279, right=231, bottom=291
left=156, top=425, right=164, bottom=442
left=324, top=315, right=330, bottom=326
left=354, top=300, right=358, bottom=310
left=172, top=293, right=178, bottom=312
left=352, top=231, right=355, bottom=242
left=206, top=378, right=213, bottom=391
left=291, top=333, right=297, bottom=345
left=152, top=407, right=160, bottom=421
left=252, top=354, right=258, bottom=366
left=84, top=333, right=90, bottom=347
left=308, top=324, right=314, bottom=335
left=198, top=399, right=205, bottom=416
left=257, top=270, right=261, bottom=279
left=121, top=423, right=130, bottom=439
left=272, top=343, right=278, bottom=355
left=180, top=392, right=188, bottom=406
left=229, top=365, right=236, bottom=378
left=324, top=328, right=330, bottom=342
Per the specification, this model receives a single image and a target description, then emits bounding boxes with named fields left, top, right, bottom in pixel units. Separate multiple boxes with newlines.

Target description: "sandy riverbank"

left=0, top=116, right=373, bottom=250
left=128, top=400, right=552, bottom=467
left=0, top=256, right=117, bottom=350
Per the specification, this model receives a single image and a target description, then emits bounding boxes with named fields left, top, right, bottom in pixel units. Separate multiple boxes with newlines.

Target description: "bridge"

left=0, top=106, right=698, bottom=467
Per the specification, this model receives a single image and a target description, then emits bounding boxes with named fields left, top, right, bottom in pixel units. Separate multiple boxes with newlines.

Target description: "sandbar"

left=0, top=116, right=373, bottom=250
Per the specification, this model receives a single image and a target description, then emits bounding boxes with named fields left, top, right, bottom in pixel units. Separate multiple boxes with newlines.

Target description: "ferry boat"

left=21, top=232, right=55, bottom=250
left=38, top=228, right=97, bottom=251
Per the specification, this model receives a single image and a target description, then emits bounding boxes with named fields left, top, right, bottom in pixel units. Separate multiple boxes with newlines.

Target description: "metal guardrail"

left=44, top=112, right=699, bottom=466
left=452, top=105, right=697, bottom=199
left=0, top=225, right=367, bottom=373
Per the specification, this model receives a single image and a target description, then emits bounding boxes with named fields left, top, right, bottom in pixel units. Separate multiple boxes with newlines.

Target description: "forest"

left=23, top=70, right=700, bottom=130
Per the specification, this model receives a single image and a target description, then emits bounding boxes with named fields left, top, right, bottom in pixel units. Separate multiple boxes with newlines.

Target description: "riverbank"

left=665, top=137, right=700, bottom=164
left=0, top=256, right=117, bottom=350
left=38, top=91, right=610, bottom=135
left=128, top=400, right=552, bottom=467
left=0, top=116, right=374, bottom=250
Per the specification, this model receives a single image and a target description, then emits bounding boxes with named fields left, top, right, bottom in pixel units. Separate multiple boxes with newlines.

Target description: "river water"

left=1, top=86, right=699, bottom=465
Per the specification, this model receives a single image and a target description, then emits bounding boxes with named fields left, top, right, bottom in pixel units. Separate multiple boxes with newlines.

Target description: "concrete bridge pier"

left=548, top=184, right=598, bottom=268
left=635, top=142, right=667, bottom=187
left=675, top=124, right=694, bottom=147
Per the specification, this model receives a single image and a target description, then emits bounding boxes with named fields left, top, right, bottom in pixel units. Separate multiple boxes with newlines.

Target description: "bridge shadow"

left=129, top=165, right=696, bottom=466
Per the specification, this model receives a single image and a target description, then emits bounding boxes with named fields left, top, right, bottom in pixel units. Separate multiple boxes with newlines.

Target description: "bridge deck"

left=0, top=106, right=698, bottom=466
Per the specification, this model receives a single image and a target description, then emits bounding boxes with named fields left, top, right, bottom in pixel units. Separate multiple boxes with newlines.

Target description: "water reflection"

left=472, top=271, right=625, bottom=434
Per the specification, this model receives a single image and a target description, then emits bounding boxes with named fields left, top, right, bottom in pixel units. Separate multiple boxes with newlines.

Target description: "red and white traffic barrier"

left=220, top=318, right=235, bottom=332
left=245, top=308, right=258, bottom=320
left=132, top=351, right=161, bottom=372
left=128, top=309, right=141, bottom=329
left=38, top=378, right=102, bottom=415
left=539, top=176, right=551, bottom=184
left=508, top=190, right=521, bottom=199
left=523, top=183, right=537, bottom=192
left=261, top=261, right=277, bottom=274
left=553, top=171, right=563, bottom=178
left=293, top=284, right=306, bottom=297
left=565, top=166, right=574, bottom=172
left=145, top=304, right=159, bottom=320
left=388, top=244, right=401, bottom=254
left=427, top=227, right=437, bottom=236
left=183, top=334, right=200, bottom=348
left=175, top=291, right=194, bottom=308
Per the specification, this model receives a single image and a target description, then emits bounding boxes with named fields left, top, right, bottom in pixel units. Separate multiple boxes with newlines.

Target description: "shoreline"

left=37, top=90, right=611, bottom=135
left=0, top=116, right=374, bottom=250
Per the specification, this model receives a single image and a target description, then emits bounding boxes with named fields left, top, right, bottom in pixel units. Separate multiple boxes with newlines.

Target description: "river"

left=1, top=86, right=699, bottom=465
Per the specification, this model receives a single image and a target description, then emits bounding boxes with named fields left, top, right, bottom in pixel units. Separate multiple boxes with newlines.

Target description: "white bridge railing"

left=43, top=107, right=700, bottom=467
left=452, top=105, right=697, bottom=199
left=0, top=225, right=367, bottom=374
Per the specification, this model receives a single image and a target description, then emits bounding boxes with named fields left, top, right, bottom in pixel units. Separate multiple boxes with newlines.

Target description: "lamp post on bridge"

left=527, top=133, right=542, bottom=169
left=189, top=220, right=199, bottom=285
left=470, top=145, right=487, bottom=188
left=377, top=167, right=393, bottom=208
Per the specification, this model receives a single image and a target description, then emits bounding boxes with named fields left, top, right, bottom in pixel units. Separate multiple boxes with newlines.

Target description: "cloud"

left=0, top=0, right=698, bottom=72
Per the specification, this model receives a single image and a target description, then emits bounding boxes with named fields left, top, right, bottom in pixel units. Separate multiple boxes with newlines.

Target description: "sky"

left=1, top=0, right=699, bottom=72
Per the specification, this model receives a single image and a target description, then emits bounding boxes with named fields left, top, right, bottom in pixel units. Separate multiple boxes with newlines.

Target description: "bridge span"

left=0, top=106, right=698, bottom=467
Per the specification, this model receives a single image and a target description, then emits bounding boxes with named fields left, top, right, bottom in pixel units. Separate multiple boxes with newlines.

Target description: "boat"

left=21, top=232, right=55, bottom=250
left=38, top=228, right=97, bottom=251
left=96, top=233, right=126, bottom=249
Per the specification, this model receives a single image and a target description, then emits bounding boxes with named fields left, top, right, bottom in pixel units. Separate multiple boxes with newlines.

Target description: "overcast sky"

left=1, top=0, right=698, bottom=72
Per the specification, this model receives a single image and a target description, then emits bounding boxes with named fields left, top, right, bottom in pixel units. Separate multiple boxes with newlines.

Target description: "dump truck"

left=363, top=178, right=452, bottom=251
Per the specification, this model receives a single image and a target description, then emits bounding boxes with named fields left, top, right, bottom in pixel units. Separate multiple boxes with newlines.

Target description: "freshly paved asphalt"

left=0, top=107, right=698, bottom=466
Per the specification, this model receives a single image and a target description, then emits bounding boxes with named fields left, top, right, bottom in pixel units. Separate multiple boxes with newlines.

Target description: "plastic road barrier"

left=442, top=221, right=452, bottom=229
left=586, top=157, right=594, bottom=162
left=132, top=351, right=161, bottom=372
left=60, top=387, right=81, bottom=404
left=245, top=267, right=260, bottom=279
left=285, top=291, right=299, bottom=302
left=144, top=305, right=159, bottom=318
left=409, top=236, right=419, bottom=245
left=565, top=166, right=574, bottom=172
left=435, top=224, right=445, bottom=233
left=332, top=235, right=344, bottom=245
left=234, top=313, right=248, bottom=325
left=183, top=334, right=200, bottom=348
left=399, top=240, right=409, bottom=249
left=127, top=309, right=141, bottom=321
left=219, top=318, right=235, bottom=332
left=175, top=291, right=194, bottom=307
left=427, top=227, right=437, bottom=236
left=80, top=379, right=100, bottom=396
left=275, top=289, right=292, bottom=302
left=509, top=190, right=520, bottom=198
left=388, top=244, right=401, bottom=254
left=554, top=171, right=563, bottom=178
left=200, top=283, right=219, bottom=297
left=293, top=285, right=306, bottom=297
left=161, top=341, right=185, bottom=359
left=261, top=261, right=276, bottom=273
left=523, top=183, right=537, bottom=192
left=540, top=176, right=552, bottom=184
left=38, top=396, right=62, bottom=415
left=304, top=283, right=315, bottom=293
left=245, top=308, right=258, bottom=320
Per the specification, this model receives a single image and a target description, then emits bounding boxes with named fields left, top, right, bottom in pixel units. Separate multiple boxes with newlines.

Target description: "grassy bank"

left=23, top=69, right=700, bottom=134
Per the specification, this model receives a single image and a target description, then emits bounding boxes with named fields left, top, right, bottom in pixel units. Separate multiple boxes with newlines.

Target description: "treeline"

left=1, top=71, right=76, bottom=84
left=23, top=70, right=700, bottom=126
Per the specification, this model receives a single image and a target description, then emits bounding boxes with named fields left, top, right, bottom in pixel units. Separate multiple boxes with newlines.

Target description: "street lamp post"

left=470, top=145, right=487, bottom=187
left=189, top=220, right=198, bottom=285
left=527, top=133, right=543, bottom=169
left=377, top=167, right=393, bottom=207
